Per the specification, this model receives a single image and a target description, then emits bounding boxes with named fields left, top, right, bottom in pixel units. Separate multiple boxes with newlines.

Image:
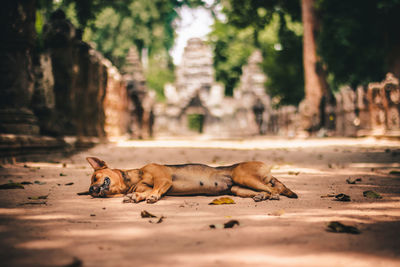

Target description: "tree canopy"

left=210, top=0, right=400, bottom=106
left=316, top=0, right=400, bottom=88
left=36, top=0, right=400, bottom=106
left=209, top=0, right=304, bottom=105
left=36, top=0, right=204, bottom=99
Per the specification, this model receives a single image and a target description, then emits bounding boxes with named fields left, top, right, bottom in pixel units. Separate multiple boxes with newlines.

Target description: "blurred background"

left=1, top=0, right=400, bottom=157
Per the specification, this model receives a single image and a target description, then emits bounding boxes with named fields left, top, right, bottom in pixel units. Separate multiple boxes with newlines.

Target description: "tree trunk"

left=300, top=0, right=326, bottom=131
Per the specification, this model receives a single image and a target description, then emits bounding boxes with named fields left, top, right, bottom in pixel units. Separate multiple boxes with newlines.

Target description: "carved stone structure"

left=155, top=40, right=271, bottom=137
left=355, top=85, right=370, bottom=136
left=234, top=50, right=271, bottom=135
left=368, top=82, right=386, bottom=135
left=335, top=86, right=357, bottom=136
left=124, top=47, right=155, bottom=139
left=103, top=61, right=130, bottom=137
left=0, top=1, right=40, bottom=135
left=176, top=38, right=214, bottom=101
left=157, top=37, right=400, bottom=138
left=274, top=73, right=400, bottom=138
left=382, top=73, right=400, bottom=135
left=38, top=10, right=130, bottom=139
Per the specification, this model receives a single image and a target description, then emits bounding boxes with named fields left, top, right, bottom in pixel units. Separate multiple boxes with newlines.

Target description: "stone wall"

left=0, top=0, right=40, bottom=135
left=34, top=10, right=130, bottom=139
left=1, top=7, right=130, bottom=141
left=267, top=73, right=400, bottom=137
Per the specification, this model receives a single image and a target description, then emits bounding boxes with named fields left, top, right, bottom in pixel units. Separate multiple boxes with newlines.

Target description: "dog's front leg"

left=146, top=178, right=172, bottom=203
left=129, top=182, right=152, bottom=203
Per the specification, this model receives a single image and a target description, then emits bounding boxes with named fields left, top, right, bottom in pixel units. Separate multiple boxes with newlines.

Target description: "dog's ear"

left=86, top=157, right=108, bottom=170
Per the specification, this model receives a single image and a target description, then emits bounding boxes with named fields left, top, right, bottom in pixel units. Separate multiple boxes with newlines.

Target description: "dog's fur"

left=86, top=157, right=298, bottom=203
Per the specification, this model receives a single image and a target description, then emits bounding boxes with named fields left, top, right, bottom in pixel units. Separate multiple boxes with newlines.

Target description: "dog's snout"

left=89, top=185, right=100, bottom=194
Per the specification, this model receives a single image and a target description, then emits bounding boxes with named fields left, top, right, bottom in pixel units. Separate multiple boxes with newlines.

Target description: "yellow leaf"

left=209, top=197, right=235, bottom=205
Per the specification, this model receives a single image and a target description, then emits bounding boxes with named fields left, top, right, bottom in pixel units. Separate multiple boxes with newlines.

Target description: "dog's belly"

left=167, top=173, right=233, bottom=196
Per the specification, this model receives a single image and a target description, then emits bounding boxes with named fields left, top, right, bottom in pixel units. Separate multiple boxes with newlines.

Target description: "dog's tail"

left=281, top=187, right=298, bottom=198
left=271, top=176, right=298, bottom=198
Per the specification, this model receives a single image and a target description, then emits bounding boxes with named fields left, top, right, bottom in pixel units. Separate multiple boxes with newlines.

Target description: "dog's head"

left=86, top=157, right=129, bottom=197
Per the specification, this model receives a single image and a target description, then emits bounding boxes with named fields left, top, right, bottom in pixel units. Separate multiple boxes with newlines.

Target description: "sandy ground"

left=0, top=137, right=400, bottom=267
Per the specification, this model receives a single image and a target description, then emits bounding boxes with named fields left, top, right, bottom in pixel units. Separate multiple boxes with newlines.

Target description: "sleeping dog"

left=86, top=157, right=298, bottom=203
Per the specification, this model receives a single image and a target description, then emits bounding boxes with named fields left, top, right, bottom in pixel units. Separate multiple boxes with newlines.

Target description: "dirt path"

left=1, top=137, right=400, bottom=267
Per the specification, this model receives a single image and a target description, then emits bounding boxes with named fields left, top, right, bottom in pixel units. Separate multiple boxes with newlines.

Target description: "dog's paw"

left=146, top=195, right=159, bottom=204
left=253, top=192, right=269, bottom=202
left=269, top=194, right=280, bottom=200
left=122, top=194, right=135, bottom=203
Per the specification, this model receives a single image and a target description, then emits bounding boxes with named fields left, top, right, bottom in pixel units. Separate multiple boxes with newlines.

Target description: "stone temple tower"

left=175, top=38, right=215, bottom=101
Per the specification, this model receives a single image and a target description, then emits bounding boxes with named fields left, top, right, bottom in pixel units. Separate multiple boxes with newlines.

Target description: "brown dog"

left=86, top=157, right=298, bottom=203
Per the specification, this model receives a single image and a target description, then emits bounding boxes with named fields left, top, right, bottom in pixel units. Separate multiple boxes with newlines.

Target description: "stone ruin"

left=154, top=38, right=272, bottom=137
left=335, top=85, right=357, bottom=136
left=234, top=50, right=272, bottom=135
left=1, top=7, right=130, bottom=142
left=368, top=73, right=400, bottom=136
left=271, top=73, right=400, bottom=137
left=123, top=47, right=155, bottom=139
left=0, top=0, right=39, bottom=135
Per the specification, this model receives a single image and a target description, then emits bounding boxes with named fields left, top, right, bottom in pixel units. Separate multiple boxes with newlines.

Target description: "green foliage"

left=35, top=0, right=205, bottom=98
left=260, top=12, right=304, bottom=105
left=316, top=0, right=400, bottom=89
left=187, top=114, right=204, bottom=133
left=210, top=0, right=304, bottom=105
left=209, top=21, right=255, bottom=96
left=145, top=55, right=175, bottom=101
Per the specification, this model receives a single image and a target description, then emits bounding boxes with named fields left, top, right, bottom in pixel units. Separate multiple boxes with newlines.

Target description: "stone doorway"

left=187, top=113, right=205, bottom=133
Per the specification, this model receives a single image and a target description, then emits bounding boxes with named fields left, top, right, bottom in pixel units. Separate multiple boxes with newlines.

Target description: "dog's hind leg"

left=231, top=185, right=272, bottom=202
left=231, top=162, right=298, bottom=199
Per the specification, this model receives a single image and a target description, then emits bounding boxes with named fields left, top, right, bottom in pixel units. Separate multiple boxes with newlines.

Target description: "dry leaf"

left=335, top=193, right=351, bottom=202
left=320, top=194, right=336, bottom=198
left=346, top=178, right=362, bottom=184
left=150, top=216, right=165, bottom=224
left=0, top=182, right=24, bottom=189
left=18, top=201, right=47, bottom=206
left=28, top=195, right=48, bottom=200
left=363, top=190, right=382, bottom=199
left=141, top=210, right=157, bottom=218
left=223, top=220, right=239, bottom=228
left=326, top=221, right=360, bottom=234
left=209, top=197, right=235, bottom=205
left=210, top=219, right=239, bottom=229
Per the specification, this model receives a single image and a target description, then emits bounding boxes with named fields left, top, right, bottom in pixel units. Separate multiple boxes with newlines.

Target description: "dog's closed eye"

left=270, top=179, right=275, bottom=187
